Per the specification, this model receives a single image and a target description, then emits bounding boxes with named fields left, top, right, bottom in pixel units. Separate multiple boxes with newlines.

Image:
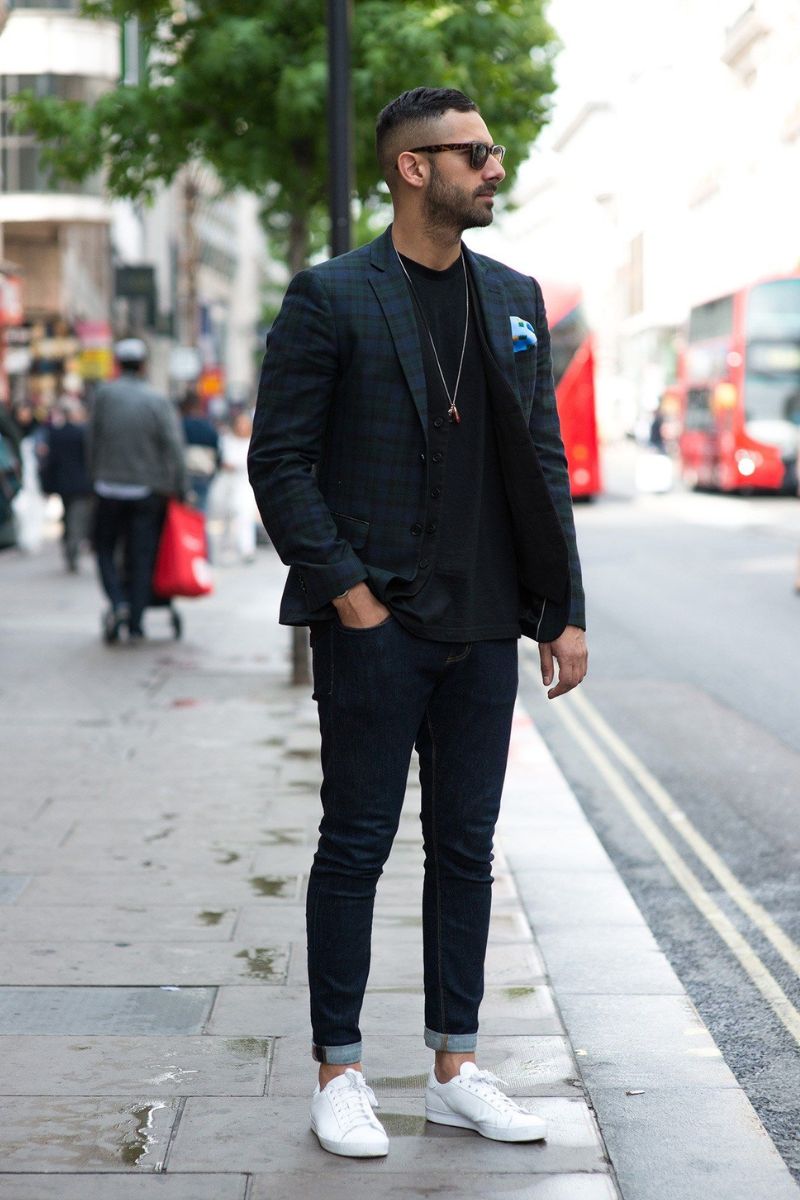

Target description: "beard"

left=423, top=161, right=497, bottom=236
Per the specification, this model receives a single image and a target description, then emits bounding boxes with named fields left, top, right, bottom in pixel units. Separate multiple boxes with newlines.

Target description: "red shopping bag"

left=153, top=499, right=213, bottom=598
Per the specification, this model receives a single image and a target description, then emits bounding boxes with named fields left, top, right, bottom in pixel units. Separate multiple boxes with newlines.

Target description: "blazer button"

left=419, top=558, right=430, bottom=569
left=419, top=452, right=426, bottom=462
left=410, top=523, right=422, bottom=536
left=432, top=451, right=443, bottom=463
left=427, top=522, right=437, bottom=534
left=433, top=416, right=444, bottom=428
left=430, top=487, right=441, bottom=499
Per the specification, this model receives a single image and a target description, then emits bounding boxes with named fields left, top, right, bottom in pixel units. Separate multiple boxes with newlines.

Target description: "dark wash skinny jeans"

left=307, top=615, right=518, bottom=1065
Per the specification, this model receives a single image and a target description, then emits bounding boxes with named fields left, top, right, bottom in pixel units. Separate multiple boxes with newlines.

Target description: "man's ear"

left=396, top=151, right=427, bottom=190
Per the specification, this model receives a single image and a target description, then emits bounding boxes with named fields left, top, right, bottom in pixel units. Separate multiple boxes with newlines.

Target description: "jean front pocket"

left=334, top=613, right=394, bottom=635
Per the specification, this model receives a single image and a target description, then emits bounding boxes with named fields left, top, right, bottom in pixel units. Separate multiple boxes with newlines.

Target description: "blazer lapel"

left=464, top=248, right=520, bottom=402
left=369, top=229, right=427, bottom=433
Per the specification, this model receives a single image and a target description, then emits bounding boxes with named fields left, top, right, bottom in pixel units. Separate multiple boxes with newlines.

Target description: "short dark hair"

left=375, top=87, right=479, bottom=177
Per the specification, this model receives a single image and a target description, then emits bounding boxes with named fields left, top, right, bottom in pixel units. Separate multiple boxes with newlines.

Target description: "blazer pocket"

left=331, top=511, right=370, bottom=551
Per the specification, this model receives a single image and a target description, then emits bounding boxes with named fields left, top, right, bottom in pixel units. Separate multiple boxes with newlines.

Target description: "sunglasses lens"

left=471, top=144, right=489, bottom=169
left=493, top=145, right=505, bottom=164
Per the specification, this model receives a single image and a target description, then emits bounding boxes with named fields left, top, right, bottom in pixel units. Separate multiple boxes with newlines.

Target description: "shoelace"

left=460, top=1069, right=526, bottom=1113
left=329, top=1071, right=381, bottom=1134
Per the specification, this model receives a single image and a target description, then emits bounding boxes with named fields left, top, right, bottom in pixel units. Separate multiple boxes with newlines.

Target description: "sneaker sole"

left=425, top=1105, right=547, bottom=1142
left=311, top=1121, right=388, bottom=1158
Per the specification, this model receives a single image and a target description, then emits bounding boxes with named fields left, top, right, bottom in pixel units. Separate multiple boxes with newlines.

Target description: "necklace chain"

left=395, top=248, right=469, bottom=424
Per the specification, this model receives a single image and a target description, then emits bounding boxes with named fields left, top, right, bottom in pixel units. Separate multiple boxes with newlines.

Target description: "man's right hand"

left=332, top=582, right=391, bottom=629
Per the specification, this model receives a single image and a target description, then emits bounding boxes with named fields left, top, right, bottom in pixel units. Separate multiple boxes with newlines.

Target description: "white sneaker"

left=425, top=1061, right=547, bottom=1142
left=310, top=1068, right=389, bottom=1157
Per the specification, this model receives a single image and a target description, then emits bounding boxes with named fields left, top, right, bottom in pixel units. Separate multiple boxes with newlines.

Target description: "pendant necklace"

left=395, top=248, right=469, bottom=424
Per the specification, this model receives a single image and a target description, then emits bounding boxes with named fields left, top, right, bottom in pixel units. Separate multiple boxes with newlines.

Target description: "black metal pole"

left=327, top=0, right=352, bottom=257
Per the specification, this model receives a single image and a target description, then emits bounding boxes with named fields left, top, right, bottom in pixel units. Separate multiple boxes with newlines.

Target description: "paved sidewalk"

left=1, top=540, right=796, bottom=1198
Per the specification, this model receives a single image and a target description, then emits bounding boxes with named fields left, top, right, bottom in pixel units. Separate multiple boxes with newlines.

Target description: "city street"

left=521, top=443, right=800, bottom=1175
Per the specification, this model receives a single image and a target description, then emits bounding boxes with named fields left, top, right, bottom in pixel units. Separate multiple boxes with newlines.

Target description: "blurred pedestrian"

left=39, top=397, right=94, bottom=572
left=180, top=390, right=220, bottom=514
left=211, top=410, right=257, bottom=563
left=87, top=338, right=186, bottom=643
left=249, top=86, right=587, bottom=1157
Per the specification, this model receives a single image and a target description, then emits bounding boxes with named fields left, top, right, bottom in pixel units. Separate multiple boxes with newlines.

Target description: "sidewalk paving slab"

left=0, top=1178, right=249, bottom=1200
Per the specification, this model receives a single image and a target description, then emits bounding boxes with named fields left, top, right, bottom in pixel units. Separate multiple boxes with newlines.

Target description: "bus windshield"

left=745, top=280, right=800, bottom=424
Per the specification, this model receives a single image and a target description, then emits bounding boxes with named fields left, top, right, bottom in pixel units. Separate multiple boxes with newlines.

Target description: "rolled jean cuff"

left=424, top=1027, right=478, bottom=1053
left=312, top=1041, right=362, bottom=1065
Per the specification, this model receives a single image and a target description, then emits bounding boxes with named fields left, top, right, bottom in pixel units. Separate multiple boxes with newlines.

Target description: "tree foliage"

left=13, top=0, right=558, bottom=267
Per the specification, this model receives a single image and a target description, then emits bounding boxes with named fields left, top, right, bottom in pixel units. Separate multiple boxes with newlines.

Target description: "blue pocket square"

left=510, top=315, right=537, bottom=352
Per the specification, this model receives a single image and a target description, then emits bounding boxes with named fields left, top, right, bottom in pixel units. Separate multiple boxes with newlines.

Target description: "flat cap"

left=114, top=337, right=148, bottom=364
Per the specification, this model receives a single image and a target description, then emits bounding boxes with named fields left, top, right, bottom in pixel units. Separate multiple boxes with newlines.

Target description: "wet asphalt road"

left=519, top=443, right=800, bottom=1178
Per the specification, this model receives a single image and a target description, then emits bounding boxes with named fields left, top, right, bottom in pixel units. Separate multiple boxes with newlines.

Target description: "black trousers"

left=94, top=494, right=166, bottom=634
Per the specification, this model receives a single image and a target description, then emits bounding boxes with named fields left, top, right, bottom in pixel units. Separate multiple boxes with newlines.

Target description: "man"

left=248, top=87, right=588, bottom=1158
left=88, top=338, right=186, bottom=642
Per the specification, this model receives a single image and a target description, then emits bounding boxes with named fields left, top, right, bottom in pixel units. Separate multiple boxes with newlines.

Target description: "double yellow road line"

left=521, top=656, right=800, bottom=1046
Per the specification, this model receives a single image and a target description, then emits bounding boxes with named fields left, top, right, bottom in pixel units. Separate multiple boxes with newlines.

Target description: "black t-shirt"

left=386, top=251, right=521, bottom=641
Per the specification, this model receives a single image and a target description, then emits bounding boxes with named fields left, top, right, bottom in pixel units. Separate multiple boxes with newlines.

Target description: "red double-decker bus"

left=542, top=283, right=601, bottom=499
left=678, top=274, right=800, bottom=492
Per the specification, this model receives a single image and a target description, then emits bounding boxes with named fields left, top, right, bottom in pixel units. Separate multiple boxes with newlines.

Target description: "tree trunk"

left=288, top=208, right=311, bottom=687
left=288, top=211, right=310, bottom=278
left=180, top=167, right=201, bottom=349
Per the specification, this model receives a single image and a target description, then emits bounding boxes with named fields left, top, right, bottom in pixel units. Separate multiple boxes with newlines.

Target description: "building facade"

left=0, top=1, right=267, bottom=409
left=472, top=0, right=800, bottom=436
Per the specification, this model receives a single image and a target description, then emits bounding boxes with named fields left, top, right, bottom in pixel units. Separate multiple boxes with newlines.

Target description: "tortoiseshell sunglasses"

left=409, top=142, right=506, bottom=170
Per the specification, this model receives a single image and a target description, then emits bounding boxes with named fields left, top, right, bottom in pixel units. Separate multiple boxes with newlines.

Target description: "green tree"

left=14, top=0, right=558, bottom=274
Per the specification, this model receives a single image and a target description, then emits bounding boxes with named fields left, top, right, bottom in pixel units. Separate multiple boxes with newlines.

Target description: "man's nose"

left=484, top=155, right=505, bottom=184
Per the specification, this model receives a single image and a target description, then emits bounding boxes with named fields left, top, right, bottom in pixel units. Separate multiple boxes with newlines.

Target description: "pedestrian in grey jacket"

left=88, top=338, right=186, bottom=643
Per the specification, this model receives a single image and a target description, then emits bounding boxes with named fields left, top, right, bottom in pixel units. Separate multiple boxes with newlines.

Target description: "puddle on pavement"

left=286, top=747, right=317, bottom=759
left=214, top=850, right=241, bottom=866
left=197, top=910, right=228, bottom=926
left=249, top=875, right=294, bottom=898
left=225, top=1036, right=271, bottom=1060
left=143, top=827, right=175, bottom=843
left=119, top=1103, right=168, bottom=1167
left=260, top=829, right=304, bottom=846
left=369, top=1072, right=427, bottom=1090
left=235, top=947, right=282, bottom=980
left=380, top=1112, right=428, bottom=1136
left=504, top=986, right=537, bottom=1000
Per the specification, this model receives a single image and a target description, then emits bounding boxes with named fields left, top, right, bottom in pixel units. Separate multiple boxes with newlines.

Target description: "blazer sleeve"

left=528, top=277, right=586, bottom=631
left=248, top=268, right=369, bottom=611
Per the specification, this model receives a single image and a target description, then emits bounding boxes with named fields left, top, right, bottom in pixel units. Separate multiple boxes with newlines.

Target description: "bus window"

left=550, top=306, right=589, bottom=387
left=747, top=278, right=800, bottom=339
left=745, top=279, right=800, bottom=425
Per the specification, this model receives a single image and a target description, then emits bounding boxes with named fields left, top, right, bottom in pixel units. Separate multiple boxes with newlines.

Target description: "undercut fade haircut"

left=375, top=86, right=479, bottom=180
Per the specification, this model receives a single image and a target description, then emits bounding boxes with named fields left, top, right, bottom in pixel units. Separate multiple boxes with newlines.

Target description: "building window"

left=0, top=74, right=106, bottom=195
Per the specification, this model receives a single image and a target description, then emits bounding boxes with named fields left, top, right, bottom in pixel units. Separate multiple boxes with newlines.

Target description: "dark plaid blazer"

left=248, top=225, right=585, bottom=643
